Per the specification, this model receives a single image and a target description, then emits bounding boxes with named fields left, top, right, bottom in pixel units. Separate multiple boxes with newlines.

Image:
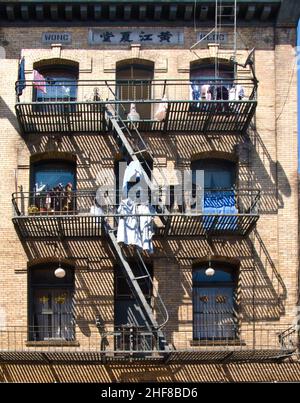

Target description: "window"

left=114, top=263, right=153, bottom=351
left=193, top=263, right=238, bottom=340
left=33, top=66, right=78, bottom=103
left=190, top=63, right=234, bottom=101
left=116, top=62, right=154, bottom=120
left=30, top=159, right=76, bottom=214
left=191, top=158, right=236, bottom=190
left=29, top=264, right=75, bottom=341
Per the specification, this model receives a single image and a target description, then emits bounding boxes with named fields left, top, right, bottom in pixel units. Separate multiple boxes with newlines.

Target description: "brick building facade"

left=0, top=0, right=300, bottom=382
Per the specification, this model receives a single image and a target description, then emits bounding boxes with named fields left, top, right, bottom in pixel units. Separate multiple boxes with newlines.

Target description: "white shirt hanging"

left=122, top=160, right=144, bottom=194
left=117, top=199, right=142, bottom=248
left=137, top=204, right=154, bottom=253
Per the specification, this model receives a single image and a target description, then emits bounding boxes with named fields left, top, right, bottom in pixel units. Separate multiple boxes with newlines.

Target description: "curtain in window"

left=36, top=76, right=77, bottom=102
left=32, top=288, right=74, bottom=341
left=193, top=267, right=237, bottom=340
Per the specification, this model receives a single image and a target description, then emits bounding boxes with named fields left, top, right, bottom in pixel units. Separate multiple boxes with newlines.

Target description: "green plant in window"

left=28, top=205, right=39, bottom=215
left=54, top=293, right=67, bottom=304
left=39, top=296, right=49, bottom=304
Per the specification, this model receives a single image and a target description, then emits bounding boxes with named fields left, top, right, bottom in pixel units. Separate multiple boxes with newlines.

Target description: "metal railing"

left=16, top=78, right=257, bottom=105
left=12, top=188, right=260, bottom=218
left=0, top=324, right=297, bottom=358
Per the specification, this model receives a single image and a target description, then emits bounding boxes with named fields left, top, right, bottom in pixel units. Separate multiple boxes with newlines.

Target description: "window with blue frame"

left=30, top=160, right=76, bottom=214
left=193, top=263, right=238, bottom=340
left=191, top=158, right=237, bottom=212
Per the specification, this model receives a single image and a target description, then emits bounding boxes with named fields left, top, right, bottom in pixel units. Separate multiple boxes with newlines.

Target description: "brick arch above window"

left=30, top=151, right=77, bottom=165
left=191, top=151, right=238, bottom=163
left=33, top=58, right=79, bottom=77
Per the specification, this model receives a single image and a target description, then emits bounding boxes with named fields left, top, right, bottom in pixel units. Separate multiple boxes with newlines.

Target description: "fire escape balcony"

left=0, top=324, right=297, bottom=364
left=15, top=79, right=257, bottom=135
left=12, top=188, right=260, bottom=240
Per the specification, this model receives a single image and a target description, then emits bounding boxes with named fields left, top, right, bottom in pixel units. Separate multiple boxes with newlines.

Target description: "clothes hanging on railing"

left=136, top=204, right=155, bottom=254
left=154, top=96, right=168, bottom=121
left=122, top=160, right=144, bottom=195
left=33, top=70, right=47, bottom=94
left=17, top=57, right=26, bottom=96
left=127, top=103, right=140, bottom=121
left=229, top=85, right=245, bottom=101
left=200, top=85, right=212, bottom=101
left=117, top=198, right=142, bottom=248
left=117, top=199, right=154, bottom=253
left=203, top=190, right=238, bottom=230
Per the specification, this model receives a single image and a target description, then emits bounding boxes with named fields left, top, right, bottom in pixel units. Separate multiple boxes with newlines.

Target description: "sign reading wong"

left=42, top=32, right=72, bottom=44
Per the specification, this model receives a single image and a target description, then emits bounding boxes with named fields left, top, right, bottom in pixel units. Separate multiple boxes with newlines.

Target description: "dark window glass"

left=193, top=264, right=237, bottom=340
left=191, top=158, right=236, bottom=190
left=29, top=265, right=75, bottom=341
left=116, top=64, right=154, bottom=119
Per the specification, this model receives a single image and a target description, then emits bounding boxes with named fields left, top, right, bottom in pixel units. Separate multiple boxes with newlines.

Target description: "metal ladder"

left=191, top=0, right=238, bottom=77
left=102, top=86, right=170, bottom=352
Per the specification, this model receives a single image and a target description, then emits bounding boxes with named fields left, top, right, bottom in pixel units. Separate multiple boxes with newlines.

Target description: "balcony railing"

left=0, top=324, right=297, bottom=364
left=12, top=188, right=260, bottom=238
left=15, top=78, right=257, bottom=135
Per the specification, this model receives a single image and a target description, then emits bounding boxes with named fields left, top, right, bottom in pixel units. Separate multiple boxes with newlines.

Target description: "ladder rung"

left=134, top=275, right=150, bottom=281
left=133, top=149, right=148, bottom=155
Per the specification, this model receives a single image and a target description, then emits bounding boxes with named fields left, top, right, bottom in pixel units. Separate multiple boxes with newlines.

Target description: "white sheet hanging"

left=154, top=96, right=168, bottom=121
left=117, top=198, right=142, bottom=248
left=122, top=160, right=144, bottom=194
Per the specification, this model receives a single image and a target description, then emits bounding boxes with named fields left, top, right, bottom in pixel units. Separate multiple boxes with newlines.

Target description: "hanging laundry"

left=137, top=204, right=155, bottom=253
left=154, top=96, right=168, bottom=121
left=33, top=69, right=47, bottom=93
left=127, top=103, right=140, bottom=121
left=17, top=57, right=26, bottom=96
left=117, top=198, right=142, bottom=248
left=190, top=82, right=201, bottom=106
left=122, top=160, right=144, bottom=195
left=201, top=84, right=212, bottom=100
left=229, top=85, right=245, bottom=101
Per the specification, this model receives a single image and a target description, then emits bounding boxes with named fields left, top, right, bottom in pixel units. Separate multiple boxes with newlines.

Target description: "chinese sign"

left=42, top=32, right=72, bottom=44
left=88, top=29, right=184, bottom=45
left=196, top=32, right=228, bottom=43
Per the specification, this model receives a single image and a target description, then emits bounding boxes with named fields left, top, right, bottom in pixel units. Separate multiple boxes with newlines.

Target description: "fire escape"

left=6, top=1, right=298, bottom=364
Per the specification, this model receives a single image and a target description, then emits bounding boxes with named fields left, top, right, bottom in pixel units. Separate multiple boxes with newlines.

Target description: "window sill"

left=26, top=340, right=80, bottom=347
left=190, top=339, right=246, bottom=347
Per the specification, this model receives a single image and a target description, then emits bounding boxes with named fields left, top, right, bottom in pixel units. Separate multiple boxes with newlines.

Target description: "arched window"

left=190, top=62, right=234, bottom=101
left=30, top=154, right=76, bottom=214
left=29, top=263, right=75, bottom=341
left=193, top=262, right=238, bottom=340
left=191, top=158, right=236, bottom=190
left=33, top=64, right=78, bottom=103
left=116, top=61, right=154, bottom=120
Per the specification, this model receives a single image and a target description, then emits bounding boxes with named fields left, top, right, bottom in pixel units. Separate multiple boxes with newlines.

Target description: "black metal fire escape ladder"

left=102, top=87, right=170, bottom=352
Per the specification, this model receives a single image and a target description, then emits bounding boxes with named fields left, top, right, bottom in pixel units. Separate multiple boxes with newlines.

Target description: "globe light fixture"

left=205, top=255, right=215, bottom=277
left=54, top=262, right=66, bottom=278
